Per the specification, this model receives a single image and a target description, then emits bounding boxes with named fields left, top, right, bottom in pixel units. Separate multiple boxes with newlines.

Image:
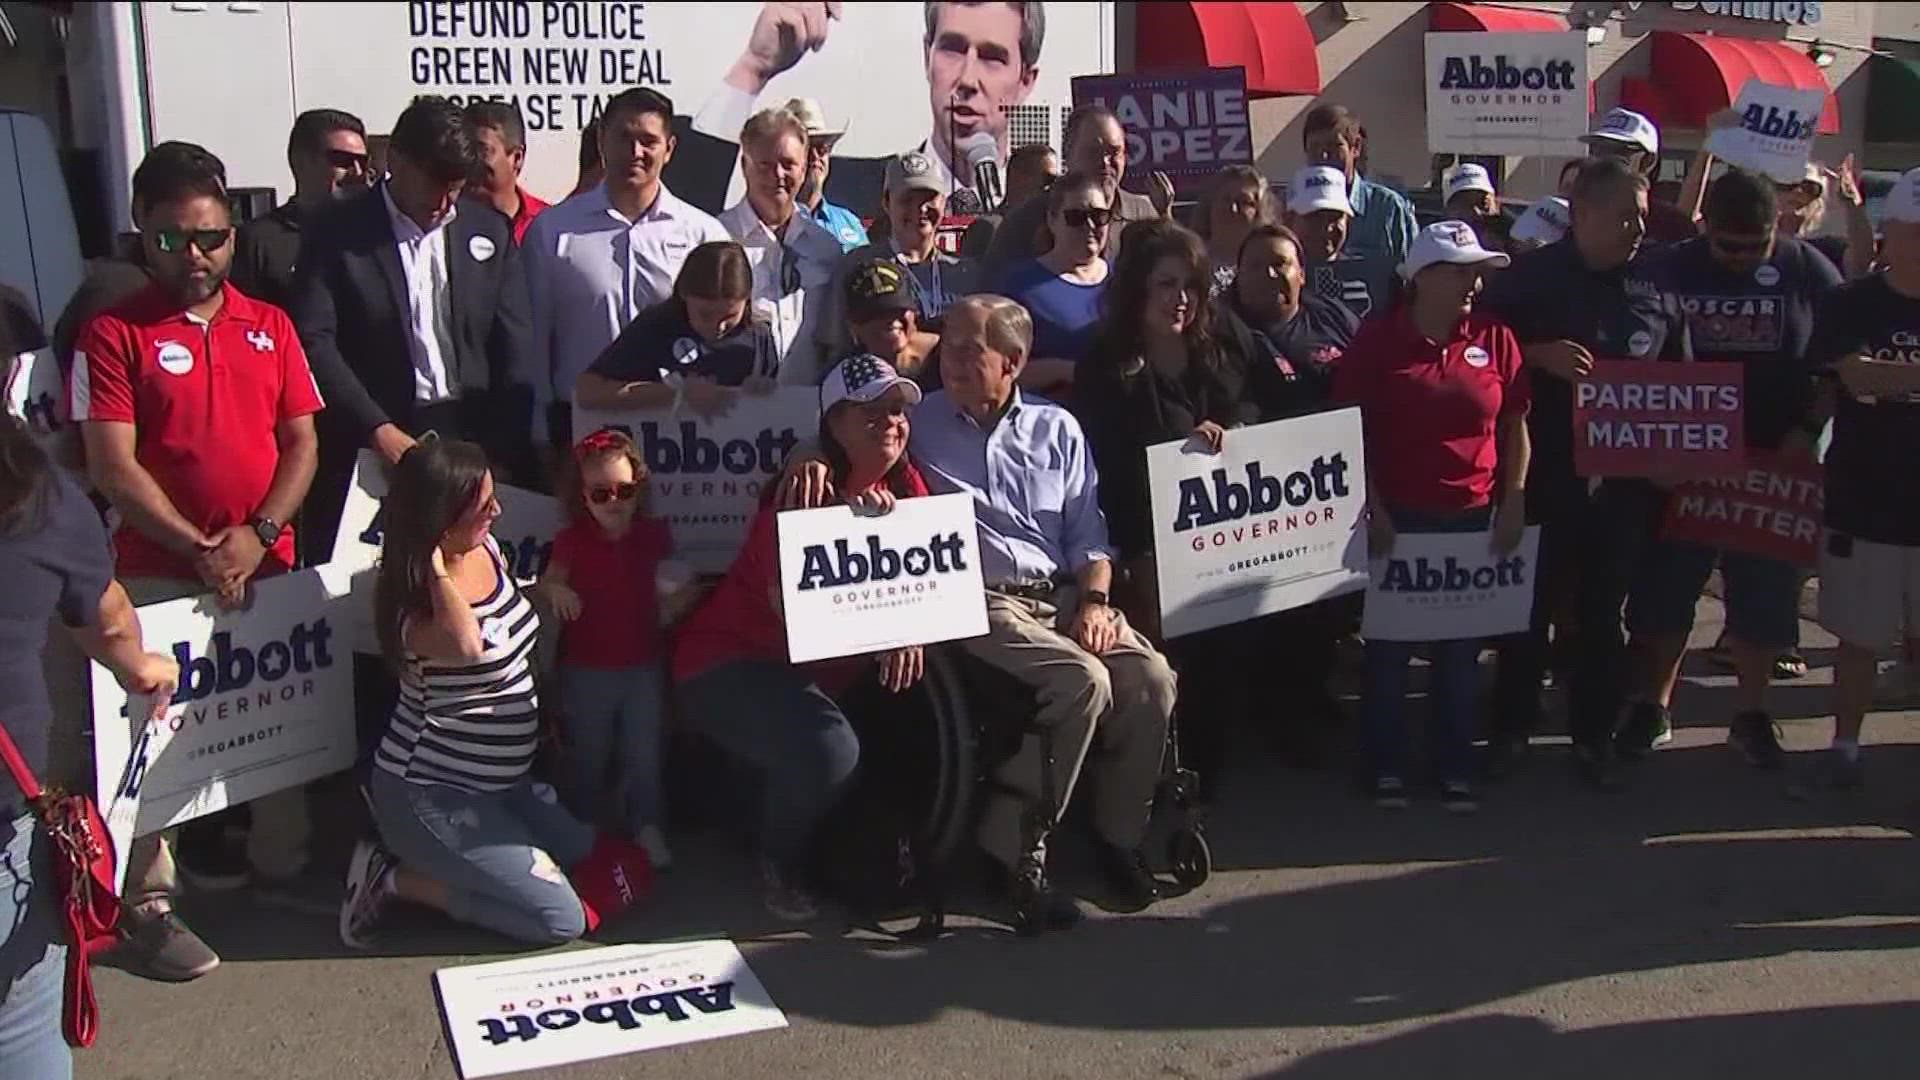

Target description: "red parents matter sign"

left=1572, top=360, right=1746, bottom=478
left=1661, top=452, right=1824, bottom=568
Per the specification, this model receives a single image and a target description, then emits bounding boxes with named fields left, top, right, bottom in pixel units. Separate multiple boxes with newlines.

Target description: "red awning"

left=1623, top=31, right=1839, bottom=135
left=1134, top=2, right=1321, bottom=98
left=1428, top=2, right=1569, bottom=32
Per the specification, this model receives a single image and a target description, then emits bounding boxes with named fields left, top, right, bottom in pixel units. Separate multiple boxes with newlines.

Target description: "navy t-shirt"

left=1307, top=253, right=1398, bottom=322
left=1220, top=292, right=1359, bottom=418
left=588, top=301, right=781, bottom=387
left=1808, top=274, right=1920, bottom=546
left=994, top=258, right=1105, bottom=364
left=0, top=471, right=112, bottom=815
left=1644, top=234, right=1841, bottom=448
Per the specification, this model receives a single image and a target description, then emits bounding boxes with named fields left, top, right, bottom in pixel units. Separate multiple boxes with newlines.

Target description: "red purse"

left=0, top=723, right=121, bottom=1048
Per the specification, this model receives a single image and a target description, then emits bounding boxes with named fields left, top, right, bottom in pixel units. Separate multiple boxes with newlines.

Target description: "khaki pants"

left=957, top=586, right=1177, bottom=868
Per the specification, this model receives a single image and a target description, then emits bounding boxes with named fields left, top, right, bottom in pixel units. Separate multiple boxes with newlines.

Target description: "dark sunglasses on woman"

left=1061, top=207, right=1113, bottom=230
left=588, top=482, right=641, bottom=505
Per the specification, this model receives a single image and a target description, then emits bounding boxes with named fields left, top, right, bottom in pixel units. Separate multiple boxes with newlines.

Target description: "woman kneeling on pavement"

left=1333, top=221, right=1532, bottom=812
left=341, top=439, right=648, bottom=948
left=672, top=355, right=928, bottom=921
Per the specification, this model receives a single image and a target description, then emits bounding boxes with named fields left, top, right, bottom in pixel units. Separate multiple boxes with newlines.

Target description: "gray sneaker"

left=115, top=907, right=220, bottom=982
left=757, top=860, right=819, bottom=922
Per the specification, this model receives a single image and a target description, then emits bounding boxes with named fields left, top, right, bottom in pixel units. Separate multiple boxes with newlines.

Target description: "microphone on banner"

left=958, top=132, right=1003, bottom=214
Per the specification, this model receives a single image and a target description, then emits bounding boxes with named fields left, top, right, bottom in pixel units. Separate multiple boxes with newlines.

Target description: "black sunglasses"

left=152, top=227, right=233, bottom=256
left=1061, top=207, right=1113, bottom=230
left=326, top=149, right=370, bottom=171
left=588, top=482, right=640, bottom=505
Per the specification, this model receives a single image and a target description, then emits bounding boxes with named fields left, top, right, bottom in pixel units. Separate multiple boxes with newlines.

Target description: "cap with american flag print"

left=820, top=352, right=924, bottom=415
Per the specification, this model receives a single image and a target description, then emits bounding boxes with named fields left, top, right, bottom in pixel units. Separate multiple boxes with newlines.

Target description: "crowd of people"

left=2, top=51, right=1919, bottom=1078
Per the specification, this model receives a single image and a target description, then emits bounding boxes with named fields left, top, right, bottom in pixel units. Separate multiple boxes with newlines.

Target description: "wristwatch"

left=249, top=515, right=284, bottom=548
left=1082, top=589, right=1111, bottom=607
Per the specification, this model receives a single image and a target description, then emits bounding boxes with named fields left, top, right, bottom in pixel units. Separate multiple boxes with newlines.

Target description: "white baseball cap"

left=1581, top=107, right=1660, bottom=156
left=1287, top=165, right=1352, bottom=217
left=1884, top=167, right=1920, bottom=225
left=1400, top=219, right=1512, bottom=280
left=1511, top=196, right=1572, bottom=246
left=1444, top=163, right=1496, bottom=202
left=820, top=353, right=922, bottom=415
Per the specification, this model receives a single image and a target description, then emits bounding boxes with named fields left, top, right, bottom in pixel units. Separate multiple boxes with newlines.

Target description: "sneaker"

left=115, top=906, right=220, bottom=982
left=757, top=860, right=819, bottom=923
left=338, top=839, right=396, bottom=949
left=1440, top=780, right=1479, bottom=814
left=1371, top=776, right=1410, bottom=810
left=1008, top=854, right=1081, bottom=936
left=636, top=825, right=673, bottom=871
left=1826, top=746, right=1866, bottom=790
left=1573, top=743, right=1625, bottom=793
left=1614, top=702, right=1673, bottom=761
left=1095, top=843, right=1160, bottom=913
left=1727, top=710, right=1786, bottom=771
left=174, top=825, right=251, bottom=892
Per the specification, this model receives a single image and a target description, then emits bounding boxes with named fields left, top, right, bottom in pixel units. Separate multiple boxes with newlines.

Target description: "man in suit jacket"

left=290, top=95, right=534, bottom=565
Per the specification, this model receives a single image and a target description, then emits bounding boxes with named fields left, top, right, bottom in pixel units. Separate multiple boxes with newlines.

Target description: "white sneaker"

left=1874, top=659, right=1920, bottom=710
left=339, top=839, right=395, bottom=949
left=636, top=825, right=673, bottom=871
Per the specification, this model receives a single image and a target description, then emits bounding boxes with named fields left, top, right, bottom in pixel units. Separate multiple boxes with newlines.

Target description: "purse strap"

left=0, top=721, right=45, bottom=801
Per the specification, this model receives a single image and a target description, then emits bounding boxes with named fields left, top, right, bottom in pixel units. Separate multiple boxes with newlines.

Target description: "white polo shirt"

left=717, top=199, right=840, bottom=385
left=381, top=184, right=458, bottom=403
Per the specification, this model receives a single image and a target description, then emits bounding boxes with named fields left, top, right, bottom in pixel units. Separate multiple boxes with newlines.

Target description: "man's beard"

left=166, top=267, right=226, bottom=305
left=798, top=172, right=823, bottom=205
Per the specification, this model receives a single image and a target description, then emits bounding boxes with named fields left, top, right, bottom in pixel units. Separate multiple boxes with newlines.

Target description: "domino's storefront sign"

left=1706, top=79, right=1827, bottom=183
left=1361, top=527, right=1542, bottom=642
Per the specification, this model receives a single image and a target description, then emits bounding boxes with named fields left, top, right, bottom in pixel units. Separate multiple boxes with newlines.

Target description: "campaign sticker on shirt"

left=155, top=340, right=194, bottom=376
left=1628, top=329, right=1654, bottom=356
left=671, top=337, right=703, bottom=366
left=478, top=616, right=505, bottom=651
left=1463, top=345, right=1491, bottom=368
left=467, top=235, right=496, bottom=263
left=1754, top=264, right=1780, bottom=287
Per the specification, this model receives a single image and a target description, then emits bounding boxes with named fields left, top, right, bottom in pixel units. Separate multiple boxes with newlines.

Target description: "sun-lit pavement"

left=83, top=597, right=1920, bottom=1080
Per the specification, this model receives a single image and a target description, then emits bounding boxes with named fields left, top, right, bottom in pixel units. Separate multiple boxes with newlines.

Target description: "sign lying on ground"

left=1362, top=527, right=1543, bottom=642
left=1661, top=450, right=1824, bottom=567
left=1572, top=360, right=1746, bottom=478
left=1071, top=67, right=1252, bottom=198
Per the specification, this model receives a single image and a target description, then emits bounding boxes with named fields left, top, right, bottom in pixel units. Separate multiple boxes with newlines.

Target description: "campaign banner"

left=1424, top=31, right=1589, bottom=155
left=90, top=568, right=354, bottom=835
left=574, top=389, right=817, bottom=573
left=435, top=939, right=787, bottom=1078
left=1362, top=527, right=1543, bottom=642
left=332, top=450, right=558, bottom=654
left=1147, top=409, right=1370, bottom=638
left=1706, top=80, right=1825, bottom=184
left=1662, top=451, right=1824, bottom=567
left=1573, top=360, right=1746, bottom=478
left=776, top=492, right=988, bottom=664
left=97, top=698, right=159, bottom=894
left=1071, top=67, right=1252, bottom=198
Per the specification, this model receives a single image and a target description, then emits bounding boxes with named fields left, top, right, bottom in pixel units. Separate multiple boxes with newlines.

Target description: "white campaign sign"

left=435, top=939, right=787, bottom=1079
left=90, top=568, right=355, bottom=835
left=332, top=450, right=558, bottom=654
left=1361, top=527, right=1542, bottom=642
left=574, top=389, right=818, bottom=573
left=1706, top=80, right=1825, bottom=183
left=97, top=696, right=158, bottom=895
left=1424, top=31, right=1589, bottom=155
left=1147, top=409, right=1370, bottom=638
left=777, top=492, right=988, bottom=663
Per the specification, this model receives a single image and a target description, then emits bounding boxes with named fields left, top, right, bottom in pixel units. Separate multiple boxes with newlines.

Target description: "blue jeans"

left=558, top=665, right=665, bottom=837
left=677, top=661, right=861, bottom=868
left=1365, top=505, right=1495, bottom=786
left=0, top=815, right=68, bottom=1080
left=368, top=770, right=596, bottom=945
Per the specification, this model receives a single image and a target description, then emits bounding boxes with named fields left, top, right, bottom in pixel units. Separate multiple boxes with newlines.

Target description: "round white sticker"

left=1463, top=345, right=1491, bottom=368
left=468, top=235, right=496, bottom=262
left=156, top=341, right=194, bottom=376
left=1628, top=330, right=1654, bottom=356
left=671, top=337, right=703, bottom=366
left=1754, top=264, right=1780, bottom=287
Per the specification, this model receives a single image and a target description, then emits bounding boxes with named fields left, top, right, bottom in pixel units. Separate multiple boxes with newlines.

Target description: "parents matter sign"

left=776, top=492, right=988, bottom=664
left=1706, top=80, right=1825, bottom=184
left=435, top=940, right=787, bottom=1078
left=1662, top=451, right=1824, bottom=567
left=1148, top=409, right=1370, bottom=638
left=1362, top=528, right=1542, bottom=642
left=90, top=568, right=354, bottom=835
left=1573, top=361, right=1746, bottom=478
left=1424, top=31, right=1589, bottom=155
left=1071, top=67, right=1252, bottom=198
left=574, top=389, right=817, bottom=572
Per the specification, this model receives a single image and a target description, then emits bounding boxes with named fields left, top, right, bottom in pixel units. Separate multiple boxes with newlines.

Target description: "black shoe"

left=1008, top=856, right=1080, bottom=936
left=1613, top=702, right=1673, bottom=762
left=1727, top=709, right=1786, bottom=771
left=174, top=826, right=251, bottom=893
left=1573, top=743, right=1625, bottom=793
left=1095, top=843, right=1160, bottom=913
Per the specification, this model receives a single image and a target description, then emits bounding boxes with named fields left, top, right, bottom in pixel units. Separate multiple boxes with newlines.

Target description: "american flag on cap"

left=821, top=352, right=925, bottom=413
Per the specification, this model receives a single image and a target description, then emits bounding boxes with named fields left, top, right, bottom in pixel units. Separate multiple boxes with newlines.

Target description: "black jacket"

left=232, top=203, right=306, bottom=313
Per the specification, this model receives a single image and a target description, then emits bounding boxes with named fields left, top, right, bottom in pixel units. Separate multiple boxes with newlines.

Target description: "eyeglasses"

left=779, top=242, right=802, bottom=297
left=1060, top=207, right=1113, bottom=230
left=152, top=227, right=233, bottom=256
left=326, top=149, right=370, bottom=172
left=587, top=482, right=641, bottom=505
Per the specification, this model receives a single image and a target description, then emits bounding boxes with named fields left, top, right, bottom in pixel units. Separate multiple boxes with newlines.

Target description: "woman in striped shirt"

left=338, top=439, right=595, bottom=947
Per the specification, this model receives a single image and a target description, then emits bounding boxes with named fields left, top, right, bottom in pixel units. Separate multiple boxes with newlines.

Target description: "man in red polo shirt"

left=68, top=144, right=323, bottom=984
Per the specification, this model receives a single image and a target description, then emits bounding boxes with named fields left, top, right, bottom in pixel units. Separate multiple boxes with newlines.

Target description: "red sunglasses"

left=587, top=483, right=640, bottom=505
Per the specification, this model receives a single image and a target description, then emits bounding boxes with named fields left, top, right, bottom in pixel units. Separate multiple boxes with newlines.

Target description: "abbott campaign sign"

left=1071, top=67, right=1252, bottom=198
left=1706, top=80, right=1826, bottom=183
left=90, top=569, right=353, bottom=835
left=777, top=492, right=987, bottom=664
left=1663, top=451, right=1824, bottom=567
left=1362, top=528, right=1543, bottom=642
left=436, top=940, right=787, bottom=1078
left=1148, top=409, right=1369, bottom=638
left=1425, top=31, right=1589, bottom=155
left=574, top=389, right=815, bottom=572
left=1573, top=360, right=1746, bottom=478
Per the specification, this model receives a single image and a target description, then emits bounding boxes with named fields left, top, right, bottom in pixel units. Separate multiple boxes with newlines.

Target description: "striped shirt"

left=376, top=537, right=541, bottom=793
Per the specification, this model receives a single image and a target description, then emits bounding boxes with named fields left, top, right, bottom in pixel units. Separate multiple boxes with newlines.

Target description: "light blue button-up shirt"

left=1345, top=176, right=1417, bottom=269
left=807, top=200, right=870, bottom=253
left=909, top=388, right=1113, bottom=586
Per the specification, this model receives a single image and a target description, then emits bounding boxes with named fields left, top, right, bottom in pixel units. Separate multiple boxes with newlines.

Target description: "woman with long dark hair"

left=672, top=354, right=928, bottom=921
left=0, top=415, right=177, bottom=1078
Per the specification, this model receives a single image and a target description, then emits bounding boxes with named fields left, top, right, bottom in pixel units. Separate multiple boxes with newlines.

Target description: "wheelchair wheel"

left=1167, top=826, right=1212, bottom=889
left=915, top=649, right=980, bottom=865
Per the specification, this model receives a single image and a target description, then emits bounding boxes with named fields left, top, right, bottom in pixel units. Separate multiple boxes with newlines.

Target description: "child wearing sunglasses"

left=539, top=428, right=677, bottom=868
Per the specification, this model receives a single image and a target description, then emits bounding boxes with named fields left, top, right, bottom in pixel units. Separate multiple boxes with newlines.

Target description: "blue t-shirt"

left=996, top=258, right=1106, bottom=364
left=587, top=300, right=781, bottom=387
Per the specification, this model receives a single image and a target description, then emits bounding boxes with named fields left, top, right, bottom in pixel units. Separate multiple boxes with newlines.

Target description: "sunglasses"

left=326, top=149, right=370, bottom=171
left=587, top=482, right=641, bottom=505
left=152, top=227, right=232, bottom=256
left=1061, top=207, right=1113, bottom=230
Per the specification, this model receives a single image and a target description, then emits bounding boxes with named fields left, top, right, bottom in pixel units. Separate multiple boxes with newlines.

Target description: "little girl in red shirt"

left=540, top=428, right=675, bottom=868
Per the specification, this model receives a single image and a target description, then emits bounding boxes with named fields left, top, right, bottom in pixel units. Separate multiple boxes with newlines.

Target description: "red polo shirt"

left=1332, top=305, right=1530, bottom=515
left=69, top=281, right=324, bottom=580
left=512, top=187, right=548, bottom=246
